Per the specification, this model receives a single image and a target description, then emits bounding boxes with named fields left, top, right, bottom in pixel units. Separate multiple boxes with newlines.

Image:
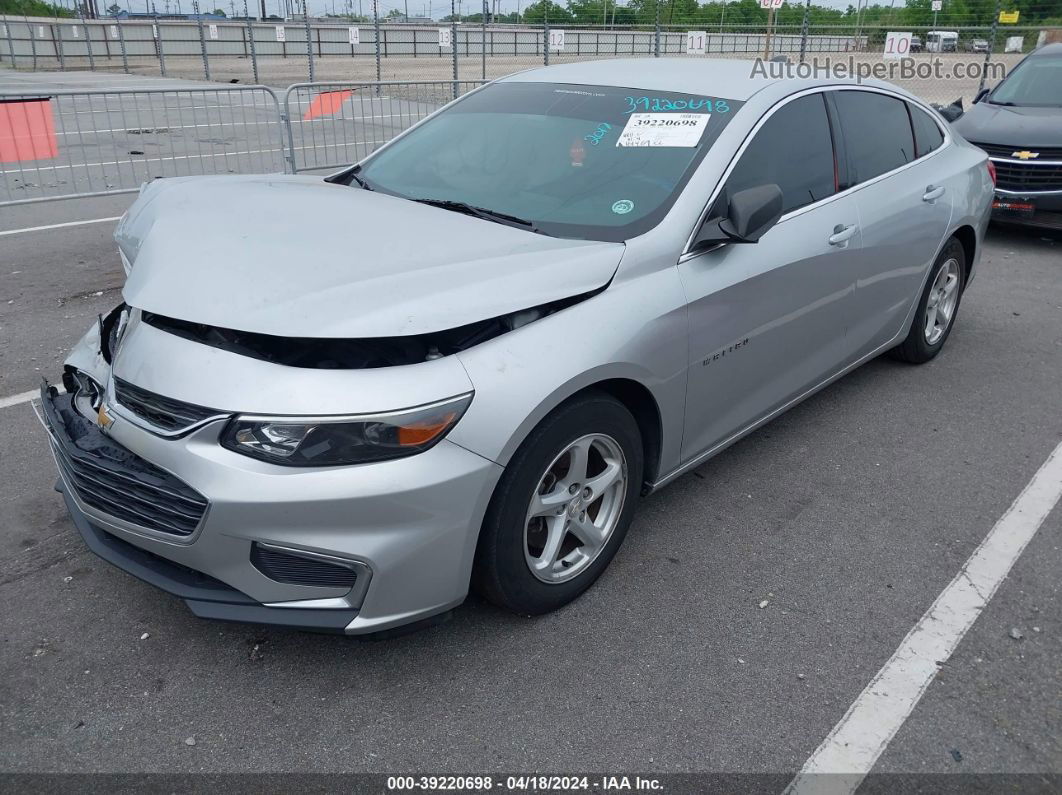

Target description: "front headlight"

left=219, top=393, right=472, bottom=467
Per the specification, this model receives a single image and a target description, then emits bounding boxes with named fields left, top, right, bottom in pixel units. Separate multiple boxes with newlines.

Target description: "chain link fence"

left=283, top=79, right=484, bottom=172
left=2, top=13, right=1059, bottom=207
left=0, top=80, right=489, bottom=206
left=0, top=85, right=286, bottom=205
left=3, top=15, right=1059, bottom=104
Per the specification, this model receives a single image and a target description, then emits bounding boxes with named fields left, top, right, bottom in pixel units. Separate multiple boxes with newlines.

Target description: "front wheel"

left=889, top=237, right=966, bottom=364
left=473, top=392, right=643, bottom=615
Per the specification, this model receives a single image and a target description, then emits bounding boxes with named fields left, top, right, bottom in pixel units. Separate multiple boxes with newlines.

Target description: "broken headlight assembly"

left=219, top=393, right=473, bottom=467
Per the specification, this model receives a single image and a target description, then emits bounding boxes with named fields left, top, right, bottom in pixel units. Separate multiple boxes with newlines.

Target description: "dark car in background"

left=953, top=43, right=1062, bottom=230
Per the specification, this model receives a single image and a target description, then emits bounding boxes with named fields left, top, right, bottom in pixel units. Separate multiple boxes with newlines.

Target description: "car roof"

left=499, top=57, right=898, bottom=103
left=1031, top=42, right=1062, bottom=57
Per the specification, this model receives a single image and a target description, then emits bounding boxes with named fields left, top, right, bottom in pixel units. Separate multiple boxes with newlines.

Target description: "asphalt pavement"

left=0, top=186, right=1059, bottom=784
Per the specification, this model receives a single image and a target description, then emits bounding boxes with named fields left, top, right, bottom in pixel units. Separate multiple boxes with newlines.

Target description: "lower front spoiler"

left=58, top=482, right=359, bottom=633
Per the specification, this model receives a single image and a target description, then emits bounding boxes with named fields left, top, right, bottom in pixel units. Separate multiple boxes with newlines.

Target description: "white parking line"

left=0, top=390, right=38, bottom=410
left=786, top=439, right=1062, bottom=795
left=0, top=216, right=122, bottom=237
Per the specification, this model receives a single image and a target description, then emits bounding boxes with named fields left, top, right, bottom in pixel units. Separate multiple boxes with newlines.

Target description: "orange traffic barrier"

left=302, top=90, right=355, bottom=121
left=0, top=98, right=59, bottom=164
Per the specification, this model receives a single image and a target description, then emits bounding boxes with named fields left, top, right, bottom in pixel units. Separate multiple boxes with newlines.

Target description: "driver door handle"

left=828, top=224, right=858, bottom=247
left=923, top=185, right=946, bottom=202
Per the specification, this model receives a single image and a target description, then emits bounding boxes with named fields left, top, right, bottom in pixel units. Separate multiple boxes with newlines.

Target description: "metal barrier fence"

left=0, top=14, right=1057, bottom=207
left=0, top=81, right=486, bottom=206
left=282, top=80, right=484, bottom=173
left=3, top=15, right=1054, bottom=96
left=0, top=86, right=285, bottom=205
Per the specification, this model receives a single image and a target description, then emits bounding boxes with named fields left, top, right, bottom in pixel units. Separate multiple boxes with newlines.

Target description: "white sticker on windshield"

left=616, top=113, right=710, bottom=147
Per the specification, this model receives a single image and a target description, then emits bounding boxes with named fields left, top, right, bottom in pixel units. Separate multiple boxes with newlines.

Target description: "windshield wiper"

left=348, top=168, right=374, bottom=191
left=325, top=164, right=374, bottom=190
left=413, top=198, right=547, bottom=234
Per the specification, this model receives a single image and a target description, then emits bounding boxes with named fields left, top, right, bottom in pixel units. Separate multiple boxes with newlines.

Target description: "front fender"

left=449, top=267, right=689, bottom=479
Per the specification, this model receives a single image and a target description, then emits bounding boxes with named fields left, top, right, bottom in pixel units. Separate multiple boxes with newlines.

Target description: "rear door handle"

left=923, top=185, right=946, bottom=202
left=828, top=224, right=858, bottom=247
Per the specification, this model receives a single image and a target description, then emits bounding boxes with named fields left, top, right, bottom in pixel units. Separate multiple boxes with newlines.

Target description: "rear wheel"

left=473, top=392, right=643, bottom=615
left=889, top=237, right=965, bottom=364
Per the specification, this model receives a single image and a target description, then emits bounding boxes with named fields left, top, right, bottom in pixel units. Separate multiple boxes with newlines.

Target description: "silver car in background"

left=41, top=59, right=994, bottom=636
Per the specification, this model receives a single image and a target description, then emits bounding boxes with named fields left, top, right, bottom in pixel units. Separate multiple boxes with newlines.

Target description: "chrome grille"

left=991, top=161, right=1062, bottom=193
left=114, top=377, right=223, bottom=433
left=973, top=142, right=1062, bottom=160
left=972, top=142, right=1062, bottom=193
left=45, top=390, right=208, bottom=538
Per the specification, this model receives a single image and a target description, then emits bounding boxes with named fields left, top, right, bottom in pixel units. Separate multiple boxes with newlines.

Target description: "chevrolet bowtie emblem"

left=97, top=404, right=115, bottom=430
left=1012, top=150, right=1039, bottom=160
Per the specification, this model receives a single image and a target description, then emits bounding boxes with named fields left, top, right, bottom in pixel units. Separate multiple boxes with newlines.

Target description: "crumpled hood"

left=116, top=175, right=624, bottom=338
left=952, top=103, right=1062, bottom=148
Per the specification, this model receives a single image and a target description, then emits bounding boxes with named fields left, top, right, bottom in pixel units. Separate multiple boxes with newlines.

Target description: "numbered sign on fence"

left=209, top=24, right=219, bottom=40
left=348, top=26, right=360, bottom=45
left=1005, top=35, right=1023, bottom=51
left=275, top=26, right=286, bottom=42
left=686, top=30, right=706, bottom=55
left=759, top=0, right=783, bottom=8
left=931, top=0, right=942, bottom=10
left=152, top=24, right=159, bottom=39
left=38, top=25, right=46, bottom=38
left=883, top=31, right=912, bottom=59
left=438, top=27, right=452, bottom=48
left=70, top=26, right=79, bottom=38
left=548, top=29, right=565, bottom=51
left=109, top=25, right=119, bottom=39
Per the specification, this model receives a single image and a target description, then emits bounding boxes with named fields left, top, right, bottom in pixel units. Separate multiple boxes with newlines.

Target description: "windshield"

left=989, top=55, right=1062, bottom=107
left=357, top=82, right=743, bottom=242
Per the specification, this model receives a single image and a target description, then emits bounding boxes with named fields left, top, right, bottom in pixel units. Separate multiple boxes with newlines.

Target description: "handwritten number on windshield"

left=584, top=122, right=613, bottom=146
left=624, top=97, right=729, bottom=114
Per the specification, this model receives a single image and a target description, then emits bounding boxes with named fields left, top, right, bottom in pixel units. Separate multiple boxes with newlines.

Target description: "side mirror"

left=694, top=184, right=784, bottom=249
left=933, top=97, right=965, bottom=121
left=973, top=88, right=989, bottom=104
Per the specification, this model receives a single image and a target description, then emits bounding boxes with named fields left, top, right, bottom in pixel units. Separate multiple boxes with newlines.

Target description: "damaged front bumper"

left=39, top=373, right=503, bottom=635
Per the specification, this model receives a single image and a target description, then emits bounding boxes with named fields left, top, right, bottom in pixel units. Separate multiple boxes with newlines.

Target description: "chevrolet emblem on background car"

left=1011, top=151, right=1039, bottom=160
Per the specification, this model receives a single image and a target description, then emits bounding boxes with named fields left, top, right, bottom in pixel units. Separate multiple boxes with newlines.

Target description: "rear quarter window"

left=834, top=91, right=916, bottom=185
left=909, top=104, right=945, bottom=158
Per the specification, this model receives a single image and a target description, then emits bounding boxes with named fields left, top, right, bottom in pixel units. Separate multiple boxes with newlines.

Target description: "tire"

left=889, top=237, right=966, bottom=364
left=473, top=391, right=644, bottom=615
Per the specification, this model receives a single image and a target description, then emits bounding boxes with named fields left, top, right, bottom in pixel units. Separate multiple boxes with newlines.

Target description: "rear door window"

left=834, top=91, right=915, bottom=185
left=909, top=104, right=945, bottom=158
left=721, top=93, right=837, bottom=215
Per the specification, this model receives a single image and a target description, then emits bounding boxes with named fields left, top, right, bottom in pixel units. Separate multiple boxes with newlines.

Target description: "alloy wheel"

left=924, top=258, right=961, bottom=345
left=523, top=433, right=628, bottom=584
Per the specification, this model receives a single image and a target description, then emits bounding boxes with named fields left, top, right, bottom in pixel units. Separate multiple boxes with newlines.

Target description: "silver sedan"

left=41, top=59, right=994, bottom=635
